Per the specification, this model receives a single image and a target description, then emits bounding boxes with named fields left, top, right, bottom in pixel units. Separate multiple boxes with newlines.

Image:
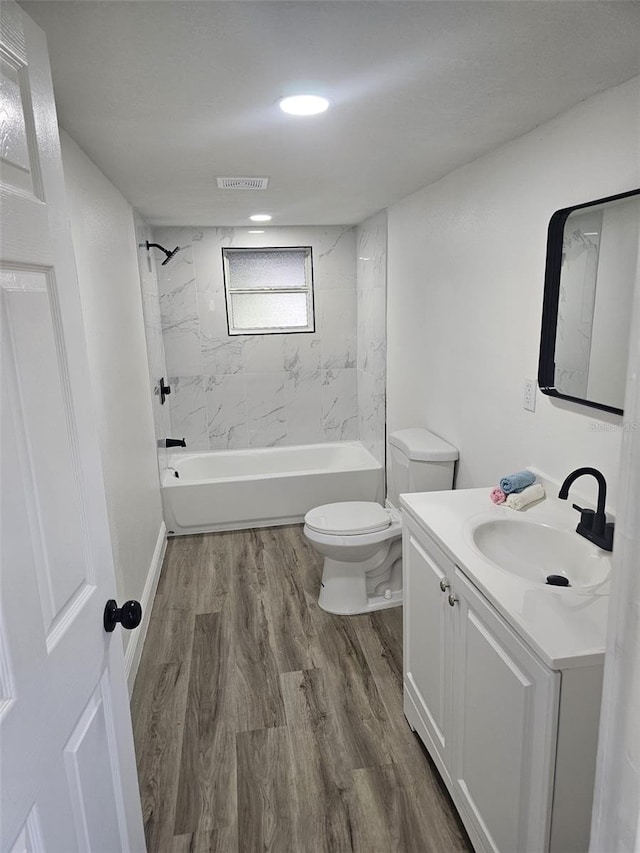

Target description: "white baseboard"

left=124, top=521, right=167, bottom=694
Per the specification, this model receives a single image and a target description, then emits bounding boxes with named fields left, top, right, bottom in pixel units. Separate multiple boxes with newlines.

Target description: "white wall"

left=60, top=131, right=164, bottom=678
left=387, top=76, right=640, bottom=509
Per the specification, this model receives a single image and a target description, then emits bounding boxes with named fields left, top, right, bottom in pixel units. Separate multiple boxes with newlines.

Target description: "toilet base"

left=319, top=584, right=402, bottom=615
left=317, top=543, right=403, bottom=615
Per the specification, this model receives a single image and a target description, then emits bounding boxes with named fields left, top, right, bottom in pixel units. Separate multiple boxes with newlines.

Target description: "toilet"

left=304, top=428, right=458, bottom=615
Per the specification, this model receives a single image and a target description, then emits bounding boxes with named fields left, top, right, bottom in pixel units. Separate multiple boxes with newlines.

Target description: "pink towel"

left=490, top=487, right=506, bottom=504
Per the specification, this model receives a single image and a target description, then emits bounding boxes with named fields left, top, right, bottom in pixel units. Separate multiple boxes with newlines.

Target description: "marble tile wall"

left=153, top=225, right=359, bottom=450
left=134, top=212, right=171, bottom=474
left=356, top=211, right=387, bottom=467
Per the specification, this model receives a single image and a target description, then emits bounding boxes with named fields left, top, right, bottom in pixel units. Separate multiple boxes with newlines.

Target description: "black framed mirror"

left=538, top=188, right=640, bottom=415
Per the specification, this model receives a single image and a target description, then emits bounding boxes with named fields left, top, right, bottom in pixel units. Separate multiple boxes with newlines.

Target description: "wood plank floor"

left=131, top=525, right=473, bottom=853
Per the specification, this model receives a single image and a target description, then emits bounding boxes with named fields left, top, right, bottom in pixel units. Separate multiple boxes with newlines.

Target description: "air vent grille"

left=216, top=176, right=269, bottom=190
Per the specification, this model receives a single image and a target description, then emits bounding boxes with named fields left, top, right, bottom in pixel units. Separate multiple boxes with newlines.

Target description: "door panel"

left=403, top=527, right=453, bottom=771
left=2, top=266, right=92, bottom=635
left=64, top=674, right=128, bottom=853
left=0, top=4, right=146, bottom=851
left=8, top=807, right=45, bottom=853
left=457, top=609, right=532, bottom=851
left=452, top=571, right=559, bottom=853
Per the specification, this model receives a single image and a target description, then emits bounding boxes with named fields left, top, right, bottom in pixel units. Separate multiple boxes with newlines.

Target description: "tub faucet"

left=558, top=467, right=614, bottom=551
left=163, top=438, right=186, bottom=448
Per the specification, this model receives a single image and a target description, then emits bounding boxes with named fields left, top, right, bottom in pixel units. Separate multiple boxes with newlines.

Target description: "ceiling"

left=21, top=1, right=640, bottom=227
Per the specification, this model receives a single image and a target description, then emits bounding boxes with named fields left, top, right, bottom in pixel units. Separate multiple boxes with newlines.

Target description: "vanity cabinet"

left=403, top=516, right=603, bottom=853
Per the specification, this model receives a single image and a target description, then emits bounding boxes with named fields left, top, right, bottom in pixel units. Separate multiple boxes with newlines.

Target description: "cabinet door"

left=403, top=525, right=454, bottom=778
left=451, top=571, right=560, bottom=853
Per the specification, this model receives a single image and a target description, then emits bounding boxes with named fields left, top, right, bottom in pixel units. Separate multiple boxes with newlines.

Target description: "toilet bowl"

left=304, top=428, right=459, bottom=616
left=304, top=502, right=403, bottom=615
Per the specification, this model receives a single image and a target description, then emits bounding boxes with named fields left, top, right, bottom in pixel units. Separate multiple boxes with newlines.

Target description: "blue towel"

left=500, top=470, right=536, bottom=494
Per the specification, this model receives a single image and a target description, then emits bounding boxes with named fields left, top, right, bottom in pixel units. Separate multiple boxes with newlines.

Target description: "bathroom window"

left=222, top=247, right=315, bottom=335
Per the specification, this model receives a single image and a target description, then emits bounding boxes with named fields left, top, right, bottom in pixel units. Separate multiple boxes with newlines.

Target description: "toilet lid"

left=304, top=502, right=392, bottom=536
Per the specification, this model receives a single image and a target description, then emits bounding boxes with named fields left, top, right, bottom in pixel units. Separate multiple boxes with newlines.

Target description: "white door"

left=0, top=4, right=146, bottom=851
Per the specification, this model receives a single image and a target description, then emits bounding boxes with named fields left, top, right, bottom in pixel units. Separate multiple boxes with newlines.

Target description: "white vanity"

left=401, top=487, right=611, bottom=853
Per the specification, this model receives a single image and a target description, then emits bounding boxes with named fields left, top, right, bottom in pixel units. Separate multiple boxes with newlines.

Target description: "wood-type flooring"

left=131, top=525, right=473, bottom=853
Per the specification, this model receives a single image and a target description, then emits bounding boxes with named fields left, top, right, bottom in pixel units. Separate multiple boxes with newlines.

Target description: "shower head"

left=140, top=241, right=180, bottom=266
left=161, top=246, right=180, bottom=265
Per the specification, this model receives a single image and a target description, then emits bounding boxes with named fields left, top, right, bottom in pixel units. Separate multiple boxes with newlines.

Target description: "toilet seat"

left=304, top=501, right=392, bottom=536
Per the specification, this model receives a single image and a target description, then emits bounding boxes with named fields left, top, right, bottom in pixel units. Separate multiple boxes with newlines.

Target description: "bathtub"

left=161, top=441, right=384, bottom=535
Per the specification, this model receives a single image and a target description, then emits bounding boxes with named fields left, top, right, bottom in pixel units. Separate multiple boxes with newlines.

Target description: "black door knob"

left=103, top=599, right=142, bottom=633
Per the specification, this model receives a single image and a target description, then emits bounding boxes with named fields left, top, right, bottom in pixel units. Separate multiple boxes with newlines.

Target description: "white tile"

left=317, top=289, right=357, bottom=337
left=160, top=290, right=198, bottom=327
left=205, top=374, right=249, bottom=449
left=146, top=326, right=166, bottom=379
left=160, top=292, right=202, bottom=376
left=321, top=336, right=356, bottom=371
left=154, top=230, right=196, bottom=295
left=142, top=291, right=162, bottom=333
left=201, top=337, right=244, bottom=375
left=317, top=290, right=357, bottom=370
left=162, top=333, right=202, bottom=378
left=358, top=370, right=386, bottom=465
left=357, top=211, right=387, bottom=290
left=283, top=334, right=322, bottom=380
left=197, top=290, right=230, bottom=340
left=243, top=334, right=285, bottom=373
left=245, top=372, right=287, bottom=447
left=314, top=226, right=357, bottom=290
left=192, top=227, right=233, bottom=294
left=167, top=375, right=209, bottom=450
left=153, top=383, right=172, bottom=443
left=284, top=370, right=324, bottom=444
left=358, top=289, right=386, bottom=380
left=322, top=368, right=358, bottom=441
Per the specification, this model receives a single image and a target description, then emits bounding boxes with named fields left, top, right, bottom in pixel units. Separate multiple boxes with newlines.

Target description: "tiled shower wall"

left=154, top=226, right=360, bottom=450
left=356, top=211, right=387, bottom=467
left=134, top=212, right=171, bottom=473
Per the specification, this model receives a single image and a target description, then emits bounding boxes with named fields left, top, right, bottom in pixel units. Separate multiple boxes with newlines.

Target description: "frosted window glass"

left=226, top=250, right=307, bottom=290
left=223, top=246, right=314, bottom=334
left=230, top=292, right=309, bottom=329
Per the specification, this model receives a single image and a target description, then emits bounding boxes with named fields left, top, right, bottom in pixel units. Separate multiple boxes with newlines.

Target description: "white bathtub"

left=161, top=441, right=384, bottom=535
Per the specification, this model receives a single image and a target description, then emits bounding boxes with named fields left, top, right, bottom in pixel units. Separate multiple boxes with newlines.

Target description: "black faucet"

left=558, top=467, right=614, bottom=551
left=163, top=438, right=186, bottom=448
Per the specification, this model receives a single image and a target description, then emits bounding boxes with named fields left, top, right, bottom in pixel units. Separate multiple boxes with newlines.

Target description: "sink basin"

left=469, top=517, right=611, bottom=588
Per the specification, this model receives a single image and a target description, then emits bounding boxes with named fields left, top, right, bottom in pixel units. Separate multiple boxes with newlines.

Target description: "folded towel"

left=500, top=470, right=536, bottom=494
left=490, top=488, right=506, bottom=504
left=505, top=482, right=545, bottom=510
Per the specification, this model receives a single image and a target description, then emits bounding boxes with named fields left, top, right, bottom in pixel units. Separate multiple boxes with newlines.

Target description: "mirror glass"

left=539, top=190, right=640, bottom=415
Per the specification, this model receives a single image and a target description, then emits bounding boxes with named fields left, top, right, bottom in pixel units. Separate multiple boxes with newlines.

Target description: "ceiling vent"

left=216, top=176, right=269, bottom=190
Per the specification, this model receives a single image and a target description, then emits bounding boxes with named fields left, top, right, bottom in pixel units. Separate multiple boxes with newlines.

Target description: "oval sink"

left=469, top=518, right=611, bottom=588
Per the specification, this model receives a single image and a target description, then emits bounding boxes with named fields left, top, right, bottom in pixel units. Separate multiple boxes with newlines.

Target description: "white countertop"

left=400, top=486, right=611, bottom=670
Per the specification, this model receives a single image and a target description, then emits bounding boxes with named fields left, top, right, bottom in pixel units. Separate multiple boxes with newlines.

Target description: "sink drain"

left=546, top=574, right=570, bottom=587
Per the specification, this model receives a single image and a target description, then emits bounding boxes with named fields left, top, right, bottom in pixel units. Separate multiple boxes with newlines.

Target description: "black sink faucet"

left=558, top=467, right=614, bottom=552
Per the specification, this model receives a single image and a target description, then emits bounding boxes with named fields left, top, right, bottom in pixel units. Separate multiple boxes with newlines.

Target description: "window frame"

left=222, top=245, right=315, bottom=336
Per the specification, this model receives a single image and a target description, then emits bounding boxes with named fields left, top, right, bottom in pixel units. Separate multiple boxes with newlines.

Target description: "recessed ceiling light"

left=249, top=214, right=272, bottom=222
left=279, top=94, right=330, bottom=116
left=248, top=230, right=265, bottom=234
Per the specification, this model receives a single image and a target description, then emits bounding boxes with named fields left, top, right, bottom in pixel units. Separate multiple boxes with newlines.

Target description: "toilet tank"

left=387, top=428, right=458, bottom=507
